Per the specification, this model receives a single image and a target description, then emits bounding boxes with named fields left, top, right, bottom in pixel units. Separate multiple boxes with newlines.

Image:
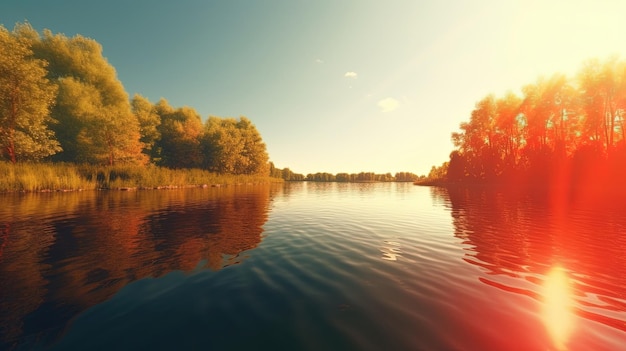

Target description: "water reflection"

left=433, top=186, right=626, bottom=346
left=0, top=186, right=273, bottom=349
left=543, top=266, right=574, bottom=350
left=380, top=240, right=402, bottom=261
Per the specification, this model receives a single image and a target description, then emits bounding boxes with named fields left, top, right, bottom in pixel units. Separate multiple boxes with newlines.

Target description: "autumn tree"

left=494, top=91, right=523, bottom=172
left=577, top=57, right=626, bottom=153
left=31, top=28, right=145, bottom=165
left=520, top=74, right=579, bottom=159
left=282, top=168, right=305, bottom=181
left=202, top=116, right=269, bottom=175
left=237, top=117, right=270, bottom=175
left=153, top=99, right=203, bottom=168
left=335, top=173, right=350, bottom=182
left=450, top=95, right=500, bottom=180
left=131, top=94, right=161, bottom=158
left=281, top=167, right=295, bottom=180
left=394, top=172, right=418, bottom=182
left=0, top=24, right=60, bottom=163
left=446, top=151, right=467, bottom=182
left=306, top=172, right=336, bottom=182
left=446, top=56, right=626, bottom=188
left=268, top=161, right=283, bottom=178
left=428, top=162, right=449, bottom=180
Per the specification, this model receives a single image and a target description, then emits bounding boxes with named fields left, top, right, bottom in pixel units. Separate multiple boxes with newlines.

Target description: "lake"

left=0, top=182, right=624, bottom=350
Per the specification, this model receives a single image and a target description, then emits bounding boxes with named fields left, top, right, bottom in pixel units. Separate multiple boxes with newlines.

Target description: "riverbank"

left=413, top=178, right=448, bottom=186
left=0, top=162, right=282, bottom=192
left=414, top=177, right=626, bottom=206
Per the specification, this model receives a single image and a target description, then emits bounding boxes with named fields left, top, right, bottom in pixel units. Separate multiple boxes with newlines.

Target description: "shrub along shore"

left=0, top=162, right=282, bottom=192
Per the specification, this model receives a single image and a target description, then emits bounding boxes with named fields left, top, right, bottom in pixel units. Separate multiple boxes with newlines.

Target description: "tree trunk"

left=7, top=130, right=16, bottom=164
left=617, top=112, right=626, bottom=143
left=603, top=97, right=610, bottom=153
left=8, top=84, right=18, bottom=164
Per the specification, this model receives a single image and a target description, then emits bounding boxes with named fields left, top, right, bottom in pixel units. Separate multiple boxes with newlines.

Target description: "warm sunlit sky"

left=2, top=0, right=626, bottom=175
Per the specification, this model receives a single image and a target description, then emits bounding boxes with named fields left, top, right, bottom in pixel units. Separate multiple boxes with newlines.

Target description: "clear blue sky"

left=2, top=0, right=626, bottom=175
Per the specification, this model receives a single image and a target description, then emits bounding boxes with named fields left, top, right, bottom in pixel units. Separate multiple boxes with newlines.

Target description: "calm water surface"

left=0, top=182, right=624, bottom=350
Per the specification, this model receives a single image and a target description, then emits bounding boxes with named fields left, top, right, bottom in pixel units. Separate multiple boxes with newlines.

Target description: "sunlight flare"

left=542, top=266, right=574, bottom=350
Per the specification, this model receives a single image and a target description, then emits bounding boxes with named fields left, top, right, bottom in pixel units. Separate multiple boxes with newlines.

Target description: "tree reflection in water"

left=431, top=185, right=626, bottom=349
left=0, top=185, right=276, bottom=349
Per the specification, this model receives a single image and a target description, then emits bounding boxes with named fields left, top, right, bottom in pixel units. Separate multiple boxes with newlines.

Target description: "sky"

left=2, top=0, right=626, bottom=175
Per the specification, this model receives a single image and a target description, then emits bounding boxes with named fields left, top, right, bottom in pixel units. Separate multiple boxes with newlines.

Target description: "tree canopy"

left=202, top=116, right=269, bottom=175
left=266, top=166, right=420, bottom=182
left=0, top=22, right=272, bottom=177
left=30, top=26, right=145, bottom=165
left=0, top=24, right=60, bottom=163
left=445, top=56, right=626, bottom=191
left=153, top=99, right=203, bottom=169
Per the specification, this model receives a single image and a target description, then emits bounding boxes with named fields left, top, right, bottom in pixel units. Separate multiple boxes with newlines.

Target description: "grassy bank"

left=413, top=178, right=447, bottom=186
left=0, top=162, right=282, bottom=192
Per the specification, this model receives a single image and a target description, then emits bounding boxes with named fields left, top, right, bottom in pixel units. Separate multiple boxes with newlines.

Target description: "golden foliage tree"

left=32, top=27, right=145, bottom=165
left=448, top=56, right=626, bottom=187
left=0, top=24, right=60, bottom=163
left=153, top=99, right=203, bottom=168
left=202, top=116, right=269, bottom=175
left=131, top=94, right=161, bottom=158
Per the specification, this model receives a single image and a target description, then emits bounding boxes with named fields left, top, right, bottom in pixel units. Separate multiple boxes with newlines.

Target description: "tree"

left=131, top=94, right=161, bottom=158
left=268, top=161, right=283, bottom=178
left=428, top=162, right=449, bottom=180
left=0, top=24, right=60, bottom=163
left=446, top=56, right=626, bottom=188
left=577, top=57, right=626, bottom=153
left=202, top=117, right=243, bottom=173
left=32, top=29, right=145, bottom=165
left=446, top=151, right=466, bottom=182
left=236, top=117, right=269, bottom=175
left=494, top=91, right=523, bottom=170
left=452, top=95, right=500, bottom=180
left=336, top=173, right=350, bottom=182
left=202, top=116, right=269, bottom=175
left=154, top=99, right=203, bottom=168
left=307, top=172, right=336, bottom=181
left=394, top=172, right=418, bottom=182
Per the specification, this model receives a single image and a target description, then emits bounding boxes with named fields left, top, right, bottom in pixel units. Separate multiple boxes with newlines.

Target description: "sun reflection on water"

left=542, top=265, right=575, bottom=350
left=380, top=240, right=402, bottom=261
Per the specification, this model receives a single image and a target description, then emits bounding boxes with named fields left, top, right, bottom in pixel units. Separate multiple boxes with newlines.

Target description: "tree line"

left=269, top=165, right=421, bottom=182
left=0, top=23, right=268, bottom=175
left=432, top=56, right=626, bottom=190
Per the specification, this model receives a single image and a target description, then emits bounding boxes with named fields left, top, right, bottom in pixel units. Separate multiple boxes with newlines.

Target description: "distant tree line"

left=430, top=56, right=626, bottom=190
left=0, top=23, right=269, bottom=175
left=269, top=165, right=306, bottom=181
left=268, top=165, right=421, bottom=182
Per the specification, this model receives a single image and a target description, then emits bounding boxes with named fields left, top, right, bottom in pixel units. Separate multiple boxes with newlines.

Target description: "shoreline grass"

left=0, top=162, right=282, bottom=193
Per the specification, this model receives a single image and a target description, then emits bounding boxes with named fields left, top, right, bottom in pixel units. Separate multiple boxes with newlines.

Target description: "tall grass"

left=0, top=162, right=95, bottom=192
left=0, top=162, right=282, bottom=192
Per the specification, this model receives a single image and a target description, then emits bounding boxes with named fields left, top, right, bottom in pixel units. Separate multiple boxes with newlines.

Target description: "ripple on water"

left=2, top=183, right=624, bottom=350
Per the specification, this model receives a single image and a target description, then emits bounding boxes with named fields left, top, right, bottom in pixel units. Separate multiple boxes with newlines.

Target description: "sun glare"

left=542, top=266, right=574, bottom=350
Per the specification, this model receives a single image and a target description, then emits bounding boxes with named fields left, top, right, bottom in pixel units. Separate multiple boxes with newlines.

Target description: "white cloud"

left=378, top=98, right=399, bottom=113
left=344, top=71, right=357, bottom=79
left=315, top=58, right=324, bottom=64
